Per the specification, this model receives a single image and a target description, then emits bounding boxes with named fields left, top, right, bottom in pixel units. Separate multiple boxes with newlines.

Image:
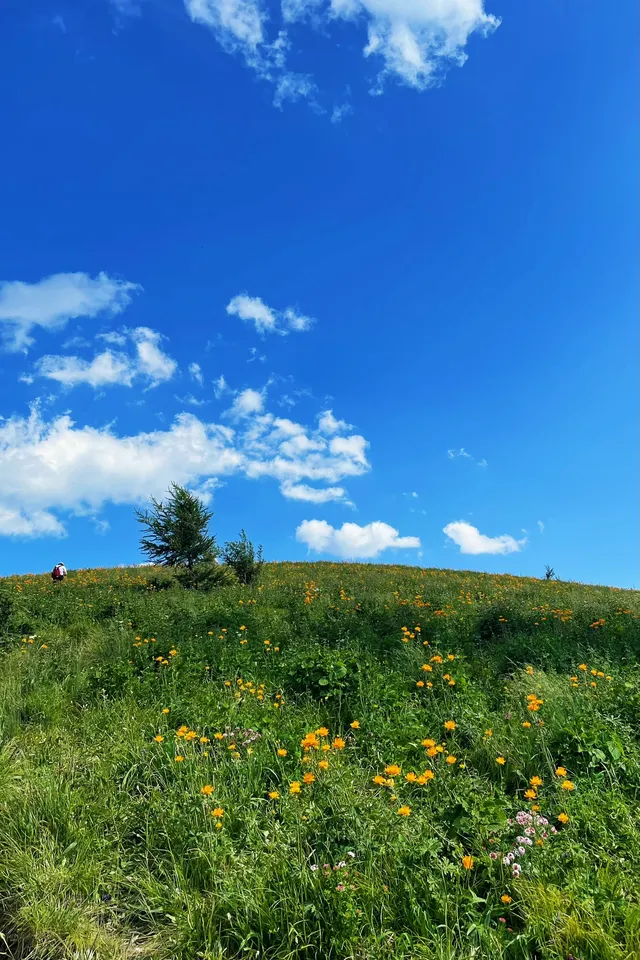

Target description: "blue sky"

left=0, top=0, right=637, bottom=586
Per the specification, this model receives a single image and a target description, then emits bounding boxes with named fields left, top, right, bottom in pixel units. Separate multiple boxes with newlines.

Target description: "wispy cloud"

left=448, top=447, right=487, bottom=467
left=0, top=271, right=140, bottom=352
left=188, top=362, right=204, bottom=385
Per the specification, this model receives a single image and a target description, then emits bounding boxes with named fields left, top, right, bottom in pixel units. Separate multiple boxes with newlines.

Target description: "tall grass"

left=0, top=563, right=638, bottom=959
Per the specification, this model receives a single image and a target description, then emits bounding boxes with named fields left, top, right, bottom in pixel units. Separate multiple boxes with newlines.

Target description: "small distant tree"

left=136, top=484, right=218, bottom=586
left=544, top=565, right=556, bottom=581
left=222, top=529, right=264, bottom=585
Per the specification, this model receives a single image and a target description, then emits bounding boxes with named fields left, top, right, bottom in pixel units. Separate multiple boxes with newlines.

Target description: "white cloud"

left=227, top=294, right=277, bottom=334
left=443, top=521, right=527, bottom=556
left=0, top=506, right=66, bottom=538
left=318, top=409, right=353, bottom=434
left=213, top=374, right=229, bottom=398
left=131, top=327, right=177, bottom=383
left=0, top=272, right=140, bottom=352
left=226, top=387, right=264, bottom=418
left=448, top=447, right=487, bottom=467
left=281, top=481, right=346, bottom=503
left=227, top=292, right=315, bottom=336
left=183, top=0, right=498, bottom=106
left=537, top=520, right=545, bottom=534
left=0, top=401, right=368, bottom=536
left=330, top=0, right=500, bottom=91
left=296, top=519, right=420, bottom=558
left=189, top=362, right=204, bottom=385
left=30, top=328, right=177, bottom=390
left=283, top=307, right=314, bottom=331
left=34, top=351, right=134, bottom=388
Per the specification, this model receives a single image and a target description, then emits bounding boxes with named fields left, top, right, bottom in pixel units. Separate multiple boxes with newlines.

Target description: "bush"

left=221, top=529, right=264, bottom=585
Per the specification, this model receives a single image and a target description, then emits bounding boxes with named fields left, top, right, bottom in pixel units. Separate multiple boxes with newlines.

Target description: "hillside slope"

left=1, top=563, right=639, bottom=960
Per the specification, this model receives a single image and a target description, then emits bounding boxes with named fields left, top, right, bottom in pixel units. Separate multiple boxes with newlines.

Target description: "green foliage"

left=136, top=483, right=217, bottom=570
left=221, top=529, right=264, bottom=585
left=175, top=561, right=238, bottom=591
left=0, top=561, right=639, bottom=960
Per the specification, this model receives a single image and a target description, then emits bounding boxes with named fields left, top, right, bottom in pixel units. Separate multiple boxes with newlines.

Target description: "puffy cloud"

left=318, top=409, right=352, bottom=434
left=296, top=519, right=420, bottom=558
left=30, top=328, right=177, bottom=389
left=330, top=0, right=500, bottom=91
left=227, top=294, right=277, bottom=334
left=443, top=521, right=527, bottom=555
left=189, top=362, right=204, bottom=385
left=0, top=272, right=140, bottom=351
left=226, top=387, right=264, bottom=418
left=227, top=293, right=315, bottom=335
left=0, top=402, right=367, bottom=535
left=0, top=507, right=66, bottom=538
left=185, top=0, right=265, bottom=50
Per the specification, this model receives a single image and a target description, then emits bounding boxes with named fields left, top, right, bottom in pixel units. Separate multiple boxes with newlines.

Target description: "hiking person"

left=51, top=561, right=67, bottom=583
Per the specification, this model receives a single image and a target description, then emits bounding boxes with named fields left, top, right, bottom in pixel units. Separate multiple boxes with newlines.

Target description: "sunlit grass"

left=0, top=562, right=639, bottom=959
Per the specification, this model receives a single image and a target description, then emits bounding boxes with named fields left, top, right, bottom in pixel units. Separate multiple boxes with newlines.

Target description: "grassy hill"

left=1, top=562, right=639, bottom=960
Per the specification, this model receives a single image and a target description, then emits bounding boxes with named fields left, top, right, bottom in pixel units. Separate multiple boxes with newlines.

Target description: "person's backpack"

left=52, top=564, right=62, bottom=579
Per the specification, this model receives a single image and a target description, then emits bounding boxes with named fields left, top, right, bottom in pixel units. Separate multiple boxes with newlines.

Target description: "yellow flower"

left=421, top=664, right=433, bottom=672
left=174, top=755, right=184, bottom=762
left=426, top=747, right=438, bottom=758
left=530, top=776, right=543, bottom=787
left=484, top=729, right=493, bottom=737
left=290, top=781, right=301, bottom=794
left=321, top=743, right=330, bottom=752
left=416, top=680, right=425, bottom=688
left=462, top=855, right=474, bottom=870
left=318, top=760, right=329, bottom=770
left=496, top=756, right=506, bottom=765
left=522, top=721, right=532, bottom=728
left=555, top=766, right=567, bottom=777
left=153, top=735, right=164, bottom=743
left=214, top=733, right=224, bottom=740
left=332, top=737, right=346, bottom=750
left=384, top=764, right=401, bottom=777
left=561, top=780, right=575, bottom=791
left=277, top=748, right=288, bottom=757
left=501, top=894, right=512, bottom=904
left=303, top=773, right=316, bottom=784
left=268, top=791, right=280, bottom=800
left=422, top=738, right=436, bottom=748
left=524, top=789, right=537, bottom=800
left=162, top=708, right=170, bottom=714
left=169, top=649, right=177, bottom=657
left=199, top=736, right=210, bottom=744
left=316, top=727, right=329, bottom=737
left=557, top=812, right=569, bottom=824
left=212, top=807, right=224, bottom=817
left=350, top=720, right=360, bottom=729
left=397, top=805, right=411, bottom=816
left=239, top=625, right=246, bottom=631
left=444, top=720, right=456, bottom=731
left=423, top=769, right=435, bottom=781
left=578, top=664, right=587, bottom=671
left=372, top=775, right=386, bottom=785
left=405, top=772, right=417, bottom=782
left=446, top=755, right=457, bottom=765
left=214, top=820, right=223, bottom=830
left=201, top=784, right=214, bottom=796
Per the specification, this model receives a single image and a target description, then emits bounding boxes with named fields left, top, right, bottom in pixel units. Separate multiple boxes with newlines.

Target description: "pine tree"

left=136, top=484, right=217, bottom=571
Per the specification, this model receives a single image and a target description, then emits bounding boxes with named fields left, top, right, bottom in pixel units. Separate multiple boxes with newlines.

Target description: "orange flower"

left=524, top=789, right=537, bottom=800
left=384, top=764, right=401, bottom=777
left=446, top=755, right=457, bottom=765
left=316, top=727, right=329, bottom=737
left=289, top=781, right=301, bottom=794
left=530, top=776, right=543, bottom=787
left=557, top=812, right=569, bottom=824
left=332, top=737, right=346, bottom=750
left=444, top=720, right=456, bottom=731
left=318, top=760, right=329, bottom=770
left=397, top=805, right=411, bottom=817
left=561, top=780, right=575, bottom=791
left=211, top=807, right=224, bottom=818
left=350, top=720, right=360, bottom=729
left=277, top=748, right=288, bottom=757
left=201, top=784, right=214, bottom=796
left=462, top=855, right=474, bottom=870
left=303, top=772, right=316, bottom=784
left=501, top=894, right=512, bottom=904
left=405, top=772, right=417, bottom=782
left=555, top=766, right=567, bottom=777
